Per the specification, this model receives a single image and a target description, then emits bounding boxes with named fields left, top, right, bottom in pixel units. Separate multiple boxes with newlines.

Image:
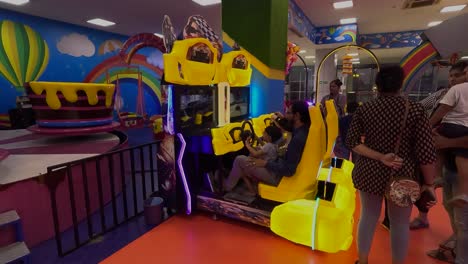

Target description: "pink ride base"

left=0, top=148, right=8, bottom=161
left=28, top=122, right=120, bottom=136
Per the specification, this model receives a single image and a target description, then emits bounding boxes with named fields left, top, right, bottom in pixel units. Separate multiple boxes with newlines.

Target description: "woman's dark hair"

left=375, top=65, right=404, bottom=94
left=291, top=101, right=311, bottom=126
left=330, top=79, right=343, bottom=87
left=265, top=125, right=283, bottom=143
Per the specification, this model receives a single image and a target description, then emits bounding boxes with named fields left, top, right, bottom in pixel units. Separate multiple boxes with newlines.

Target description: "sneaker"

left=409, top=217, right=429, bottom=230
left=427, top=247, right=455, bottom=263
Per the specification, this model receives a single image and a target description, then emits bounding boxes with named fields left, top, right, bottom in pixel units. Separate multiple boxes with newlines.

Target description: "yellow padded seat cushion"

left=323, top=100, right=339, bottom=161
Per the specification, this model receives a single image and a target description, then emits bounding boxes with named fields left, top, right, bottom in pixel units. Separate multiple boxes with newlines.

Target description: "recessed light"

left=192, top=0, right=221, bottom=6
left=299, top=50, right=307, bottom=54
left=0, top=0, right=29, bottom=5
left=340, top=18, right=357, bottom=24
left=154, top=33, right=164, bottom=38
left=428, top=21, right=442, bottom=27
left=440, top=4, right=466, bottom=13
left=305, top=56, right=315, bottom=59
left=87, top=18, right=115, bottom=27
left=333, top=1, right=353, bottom=9
left=347, top=53, right=359, bottom=56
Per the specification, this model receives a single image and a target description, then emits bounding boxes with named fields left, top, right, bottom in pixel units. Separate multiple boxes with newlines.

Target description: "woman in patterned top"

left=346, top=66, right=437, bottom=264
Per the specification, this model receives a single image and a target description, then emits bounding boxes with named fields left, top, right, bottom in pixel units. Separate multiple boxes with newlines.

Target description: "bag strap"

left=394, top=98, right=410, bottom=155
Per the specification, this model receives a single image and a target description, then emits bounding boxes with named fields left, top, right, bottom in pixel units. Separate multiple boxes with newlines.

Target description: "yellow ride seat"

left=322, top=100, right=339, bottom=167
left=270, top=197, right=354, bottom=253
left=258, top=106, right=326, bottom=202
left=270, top=157, right=356, bottom=253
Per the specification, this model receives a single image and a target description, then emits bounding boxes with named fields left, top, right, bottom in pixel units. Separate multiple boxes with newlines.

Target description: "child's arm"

left=429, top=104, right=454, bottom=127
left=245, top=140, right=265, bottom=158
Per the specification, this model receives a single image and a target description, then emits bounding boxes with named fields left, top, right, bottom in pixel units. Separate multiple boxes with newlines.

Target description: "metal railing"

left=45, top=141, right=160, bottom=256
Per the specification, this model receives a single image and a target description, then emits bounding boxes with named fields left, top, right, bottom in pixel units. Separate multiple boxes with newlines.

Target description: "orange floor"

left=102, top=190, right=450, bottom=264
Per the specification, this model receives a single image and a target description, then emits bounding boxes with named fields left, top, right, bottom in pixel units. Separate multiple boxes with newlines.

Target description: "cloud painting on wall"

left=57, top=33, right=95, bottom=57
left=147, top=51, right=163, bottom=68
left=98, top=39, right=123, bottom=55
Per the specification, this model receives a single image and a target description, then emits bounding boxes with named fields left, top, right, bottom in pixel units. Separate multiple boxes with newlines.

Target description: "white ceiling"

left=295, top=0, right=468, bottom=34
left=3, top=0, right=466, bottom=37
left=1, top=0, right=465, bottom=66
left=0, top=0, right=222, bottom=37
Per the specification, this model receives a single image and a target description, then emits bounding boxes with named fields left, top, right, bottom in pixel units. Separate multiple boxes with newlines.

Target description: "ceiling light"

left=461, top=56, right=468, bottom=60
left=305, top=56, right=315, bottom=59
left=299, top=50, right=306, bottom=54
left=347, top=53, right=359, bottom=56
left=192, top=0, right=221, bottom=6
left=352, top=61, right=360, bottom=64
left=87, top=18, right=115, bottom=27
left=0, top=0, right=29, bottom=5
left=428, top=21, right=442, bottom=27
left=340, top=18, right=357, bottom=24
left=351, top=58, right=360, bottom=61
left=154, top=33, right=164, bottom=38
left=440, top=4, right=466, bottom=13
left=333, top=1, right=353, bottom=9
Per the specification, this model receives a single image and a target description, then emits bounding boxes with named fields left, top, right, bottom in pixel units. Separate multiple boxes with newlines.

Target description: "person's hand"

left=247, top=158, right=267, bottom=168
left=273, top=112, right=284, bottom=119
left=421, top=184, right=437, bottom=208
left=432, top=130, right=452, bottom=150
left=244, top=136, right=252, bottom=146
left=380, top=153, right=403, bottom=170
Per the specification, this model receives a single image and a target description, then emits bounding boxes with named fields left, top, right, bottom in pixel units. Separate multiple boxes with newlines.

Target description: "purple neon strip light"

left=176, top=133, right=191, bottom=215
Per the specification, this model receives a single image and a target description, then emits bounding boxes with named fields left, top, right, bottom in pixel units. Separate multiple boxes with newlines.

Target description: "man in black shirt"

left=223, top=101, right=310, bottom=195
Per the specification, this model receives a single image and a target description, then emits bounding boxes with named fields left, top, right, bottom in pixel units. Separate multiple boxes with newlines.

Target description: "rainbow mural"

left=0, top=113, right=10, bottom=128
left=83, top=54, right=164, bottom=104
left=400, top=42, right=438, bottom=92
left=314, top=24, right=357, bottom=45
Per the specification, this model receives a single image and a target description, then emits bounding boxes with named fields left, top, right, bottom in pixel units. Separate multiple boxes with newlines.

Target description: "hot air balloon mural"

left=0, top=20, right=49, bottom=90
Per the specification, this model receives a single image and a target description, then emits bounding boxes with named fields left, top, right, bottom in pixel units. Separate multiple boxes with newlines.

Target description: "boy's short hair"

left=265, top=125, right=283, bottom=143
left=450, top=61, right=468, bottom=72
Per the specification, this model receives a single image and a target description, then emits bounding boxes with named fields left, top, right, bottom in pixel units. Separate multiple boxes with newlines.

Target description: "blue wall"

left=0, top=8, right=163, bottom=125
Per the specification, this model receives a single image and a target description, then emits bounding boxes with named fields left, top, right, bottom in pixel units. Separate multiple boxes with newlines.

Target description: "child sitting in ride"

left=242, top=125, right=283, bottom=195
left=224, top=125, right=283, bottom=196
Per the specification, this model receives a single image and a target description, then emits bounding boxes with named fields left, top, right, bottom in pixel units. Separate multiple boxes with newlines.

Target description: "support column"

left=222, top=0, right=288, bottom=116
left=314, top=48, right=337, bottom=104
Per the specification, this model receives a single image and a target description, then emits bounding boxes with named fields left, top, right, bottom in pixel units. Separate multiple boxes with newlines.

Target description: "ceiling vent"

left=403, top=0, right=440, bottom=9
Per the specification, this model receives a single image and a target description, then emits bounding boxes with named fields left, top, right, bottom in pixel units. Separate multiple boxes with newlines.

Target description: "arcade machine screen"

left=172, top=84, right=250, bottom=134
left=173, top=85, right=216, bottom=135
left=230, top=87, right=250, bottom=122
